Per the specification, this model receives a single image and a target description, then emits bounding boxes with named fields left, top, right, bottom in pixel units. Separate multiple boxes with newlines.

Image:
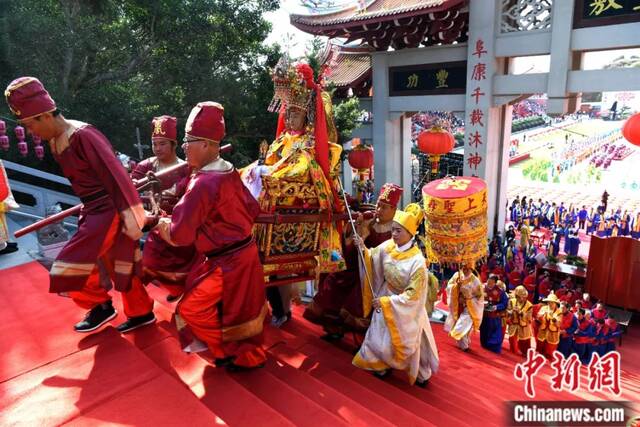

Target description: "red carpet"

left=1, top=261, right=639, bottom=426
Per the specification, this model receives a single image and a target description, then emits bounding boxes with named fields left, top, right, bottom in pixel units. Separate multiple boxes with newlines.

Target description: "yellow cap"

left=393, top=203, right=424, bottom=236
left=514, top=285, right=528, bottom=298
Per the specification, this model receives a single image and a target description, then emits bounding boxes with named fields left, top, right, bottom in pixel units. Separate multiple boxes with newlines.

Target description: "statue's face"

left=285, top=106, right=307, bottom=131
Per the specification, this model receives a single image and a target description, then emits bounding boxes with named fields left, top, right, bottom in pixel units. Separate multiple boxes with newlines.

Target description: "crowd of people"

left=3, top=70, right=626, bottom=399
left=512, top=99, right=546, bottom=120
left=411, top=110, right=464, bottom=136
left=508, top=195, right=640, bottom=253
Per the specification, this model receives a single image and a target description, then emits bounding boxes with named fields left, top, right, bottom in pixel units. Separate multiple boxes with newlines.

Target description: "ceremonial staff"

left=337, top=179, right=379, bottom=312
left=14, top=143, right=232, bottom=238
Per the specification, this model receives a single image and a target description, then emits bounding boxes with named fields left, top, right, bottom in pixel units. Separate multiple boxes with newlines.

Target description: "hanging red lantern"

left=18, top=140, right=28, bottom=157
left=14, top=126, right=25, bottom=140
left=34, top=145, right=45, bottom=160
left=0, top=120, right=8, bottom=151
left=622, top=113, right=640, bottom=147
left=417, top=126, right=455, bottom=174
left=348, top=143, right=374, bottom=171
left=31, top=133, right=44, bottom=160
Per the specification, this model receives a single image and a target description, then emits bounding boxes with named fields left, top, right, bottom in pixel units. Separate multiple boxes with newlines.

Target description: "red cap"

left=185, top=102, right=225, bottom=142
left=151, top=115, right=177, bottom=141
left=5, top=77, right=57, bottom=120
left=377, top=183, right=403, bottom=208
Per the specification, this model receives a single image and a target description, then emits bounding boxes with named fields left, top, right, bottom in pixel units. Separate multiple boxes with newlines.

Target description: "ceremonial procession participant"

left=241, top=57, right=346, bottom=327
left=425, top=270, right=440, bottom=318
left=632, top=211, right=640, bottom=239
left=574, top=308, right=595, bottom=364
left=133, top=116, right=199, bottom=302
left=535, top=292, right=562, bottom=358
left=604, top=316, right=622, bottom=353
left=5, top=77, right=154, bottom=333
left=0, top=160, right=19, bottom=255
left=506, top=285, right=533, bottom=356
left=557, top=301, right=578, bottom=357
left=155, top=102, right=266, bottom=369
left=352, top=204, right=439, bottom=387
left=480, top=274, right=508, bottom=353
left=445, top=264, right=484, bottom=352
left=304, top=183, right=401, bottom=340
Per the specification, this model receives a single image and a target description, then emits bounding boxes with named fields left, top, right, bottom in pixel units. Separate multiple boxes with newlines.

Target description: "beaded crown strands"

left=267, top=55, right=314, bottom=113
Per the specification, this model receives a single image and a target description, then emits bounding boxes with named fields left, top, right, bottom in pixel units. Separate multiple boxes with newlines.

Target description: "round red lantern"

left=417, top=126, right=455, bottom=173
left=34, top=144, right=45, bottom=160
left=0, top=135, right=8, bottom=151
left=348, top=144, right=374, bottom=171
left=18, top=140, right=28, bottom=157
left=622, top=113, right=640, bottom=147
left=0, top=120, right=8, bottom=151
left=14, top=126, right=25, bottom=140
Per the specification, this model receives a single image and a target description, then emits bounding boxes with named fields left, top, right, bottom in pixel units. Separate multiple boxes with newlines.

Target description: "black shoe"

left=166, top=294, right=183, bottom=303
left=226, top=362, right=265, bottom=372
left=74, top=301, right=117, bottom=333
left=0, top=242, right=18, bottom=255
left=214, top=356, right=234, bottom=368
left=372, top=369, right=391, bottom=379
left=415, top=379, right=429, bottom=388
left=116, top=312, right=156, bottom=333
left=320, top=332, right=344, bottom=342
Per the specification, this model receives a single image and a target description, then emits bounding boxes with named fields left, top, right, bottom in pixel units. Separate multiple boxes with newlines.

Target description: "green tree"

left=0, top=0, right=280, bottom=171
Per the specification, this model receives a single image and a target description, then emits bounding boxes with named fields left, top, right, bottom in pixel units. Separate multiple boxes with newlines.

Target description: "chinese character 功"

left=514, top=348, right=547, bottom=398
left=471, top=63, right=487, bottom=81
left=469, top=109, right=484, bottom=126
left=589, top=0, right=623, bottom=16
left=471, top=87, right=485, bottom=104
left=436, top=69, right=449, bottom=88
left=428, top=199, right=437, bottom=212
left=588, top=351, right=621, bottom=396
left=472, top=39, right=488, bottom=58
left=550, top=352, right=581, bottom=392
left=469, top=130, right=483, bottom=148
left=467, top=152, right=483, bottom=171
left=407, top=73, right=419, bottom=88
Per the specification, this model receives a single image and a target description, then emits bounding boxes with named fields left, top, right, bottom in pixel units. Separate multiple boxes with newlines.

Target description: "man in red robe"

left=303, top=183, right=402, bottom=341
left=132, top=116, right=199, bottom=302
left=155, top=102, right=266, bottom=369
left=5, top=77, right=154, bottom=333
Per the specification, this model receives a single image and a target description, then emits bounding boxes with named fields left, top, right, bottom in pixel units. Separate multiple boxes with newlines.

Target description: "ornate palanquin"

left=255, top=175, right=348, bottom=287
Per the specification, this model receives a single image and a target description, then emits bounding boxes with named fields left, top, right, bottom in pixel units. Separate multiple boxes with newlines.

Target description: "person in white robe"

left=445, top=265, right=484, bottom=351
left=352, top=203, right=439, bottom=387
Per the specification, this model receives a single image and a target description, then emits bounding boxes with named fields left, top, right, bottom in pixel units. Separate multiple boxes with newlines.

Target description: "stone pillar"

left=546, top=0, right=577, bottom=115
left=401, top=114, right=413, bottom=207
left=464, top=0, right=507, bottom=236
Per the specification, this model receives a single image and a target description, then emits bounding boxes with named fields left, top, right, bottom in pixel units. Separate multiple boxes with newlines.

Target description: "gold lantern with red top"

left=417, top=126, right=455, bottom=174
left=422, top=176, right=488, bottom=267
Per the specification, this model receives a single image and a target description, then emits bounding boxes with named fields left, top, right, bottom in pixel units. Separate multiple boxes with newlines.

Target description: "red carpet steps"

left=1, top=261, right=639, bottom=426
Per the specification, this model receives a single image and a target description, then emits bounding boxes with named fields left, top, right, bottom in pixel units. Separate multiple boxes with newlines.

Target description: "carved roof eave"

left=290, top=0, right=465, bottom=35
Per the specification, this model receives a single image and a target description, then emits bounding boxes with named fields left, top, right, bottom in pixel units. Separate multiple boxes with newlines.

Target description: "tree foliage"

left=0, top=0, right=280, bottom=171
